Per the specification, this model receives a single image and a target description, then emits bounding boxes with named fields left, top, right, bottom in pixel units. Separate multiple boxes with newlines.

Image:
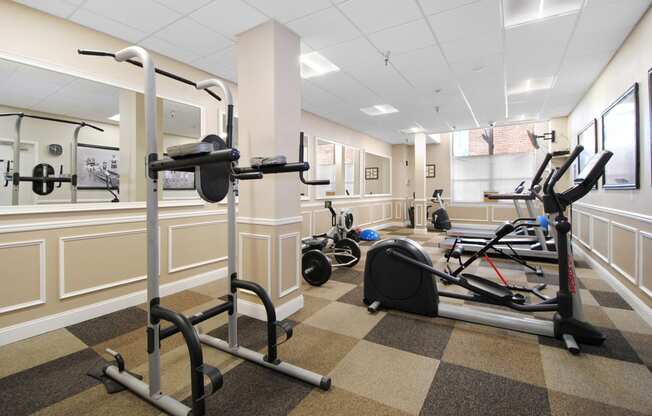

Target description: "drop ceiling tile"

left=153, top=0, right=212, bottom=14
left=244, top=0, right=332, bottom=23
left=190, top=0, right=268, bottom=39
left=428, top=0, right=501, bottom=43
left=554, top=49, right=616, bottom=96
left=566, top=23, right=630, bottom=57
left=449, top=51, right=502, bottom=81
left=308, top=71, right=380, bottom=107
left=576, top=0, right=650, bottom=35
left=367, top=19, right=435, bottom=56
left=69, top=9, right=149, bottom=43
left=192, top=47, right=237, bottom=81
left=338, top=0, right=423, bottom=34
left=439, top=28, right=502, bottom=63
left=81, top=0, right=181, bottom=34
left=287, top=7, right=361, bottom=50
left=140, top=36, right=203, bottom=63
left=14, top=0, right=77, bottom=18
left=151, top=17, right=232, bottom=56
left=418, top=0, right=481, bottom=16
left=318, top=38, right=382, bottom=72
left=348, top=65, right=414, bottom=96
left=391, top=46, right=453, bottom=92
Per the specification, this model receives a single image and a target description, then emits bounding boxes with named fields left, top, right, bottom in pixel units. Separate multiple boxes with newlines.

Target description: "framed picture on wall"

left=365, top=167, right=379, bottom=180
left=426, top=164, right=436, bottom=178
left=601, top=83, right=639, bottom=190
left=76, top=143, right=120, bottom=190
left=163, top=171, right=195, bottom=190
left=649, top=67, right=652, bottom=186
left=576, top=119, right=598, bottom=189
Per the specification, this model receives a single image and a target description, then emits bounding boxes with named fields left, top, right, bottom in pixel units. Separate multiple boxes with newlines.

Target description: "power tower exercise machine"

left=0, top=112, right=104, bottom=204
left=365, top=146, right=611, bottom=354
left=79, top=46, right=331, bottom=416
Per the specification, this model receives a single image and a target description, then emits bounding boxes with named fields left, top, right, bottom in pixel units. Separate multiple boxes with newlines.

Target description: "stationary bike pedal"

left=511, top=294, right=527, bottom=305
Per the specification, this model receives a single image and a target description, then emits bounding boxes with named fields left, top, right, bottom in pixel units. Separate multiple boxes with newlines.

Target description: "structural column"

left=413, top=133, right=428, bottom=234
left=236, top=20, right=303, bottom=318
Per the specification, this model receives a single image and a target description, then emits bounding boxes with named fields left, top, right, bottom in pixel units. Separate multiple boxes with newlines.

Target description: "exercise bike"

left=364, top=146, right=611, bottom=354
left=302, top=200, right=361, bottom=286
left=427, top=189, right=451, bottom=231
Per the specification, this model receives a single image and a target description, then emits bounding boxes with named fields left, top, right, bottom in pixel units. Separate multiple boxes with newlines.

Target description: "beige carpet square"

left=541, top=345, right=652, bottom=414
left=301, top=280, right=357, bottom=301
left=331, top=340, right=438, bottom=414
left=604, top=308, right=652, bottom=335
left=0, top=329, right=87, bottom=378
left=288, top=294, right=332, bottom=322
left=443, top=322, right=546, bottom=387
left=304, top=302, right=385, bottom=339
left=289, top=386, right=410, bottom=416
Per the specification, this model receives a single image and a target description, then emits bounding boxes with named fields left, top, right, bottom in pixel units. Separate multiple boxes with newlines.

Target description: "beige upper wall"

left=426, top=137, right=452, bottom=199
left=568, top=6, right=652, bottom=216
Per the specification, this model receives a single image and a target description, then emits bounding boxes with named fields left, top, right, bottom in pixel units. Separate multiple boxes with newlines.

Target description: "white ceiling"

left=0, top=58, right=200, bottom=137
left=13, top=0, right=652, bottom=143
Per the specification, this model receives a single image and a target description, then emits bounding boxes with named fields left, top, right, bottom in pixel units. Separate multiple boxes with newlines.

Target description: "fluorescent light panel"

left=400, top=123, right=425, bottom=134
left=503, top=0, right=582, bottom=27
left=300, top=52, right=340, bottom=79
left=428, top=134, right=442, bottom=144
left=108, top=113, right=120, bottom=122
left=507, top=77, right=554, bottom=96
left=360, top=104, right=399, bottom=116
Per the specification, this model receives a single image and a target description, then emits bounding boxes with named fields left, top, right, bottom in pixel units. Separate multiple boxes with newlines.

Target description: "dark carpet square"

left=538, top=327, right=643, bottom=364
left=67, top=306, right=148, bottom=346
left=479, top=259, right=526, bottom=271
left=526, top=270, right=561, bottom=286
left=337, top=285, right=365, bottom=308
left=575, top=259, right=590, bottom=268
left=364, top=313, right=453, bottom=359
left=590, top=290, right=633, bottom=310
left=420, top=362, right=550, bottom=416
left=330, top=267, right=362, bottom=285
left=208, top=315, right=298, bottom=352
left=185, top=360, right=313, bottom=415
left=0, top=348, right=101, bottom=416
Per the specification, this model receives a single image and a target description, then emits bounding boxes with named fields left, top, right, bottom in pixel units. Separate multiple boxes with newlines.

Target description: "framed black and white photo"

left=601, top=83, right=639, bottom=190
left=76, top=143, right=120, bottom=190
left=426, top=164, right=436, bottom=178
left=648, top=67, right=652, bottom=186
left=365, top=167, right=379, bottom=180
left=576, top=119, right=598, bottom=189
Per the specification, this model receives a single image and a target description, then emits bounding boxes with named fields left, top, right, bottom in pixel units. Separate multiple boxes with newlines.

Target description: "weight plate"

left=302, top=249, right=331, bottom=286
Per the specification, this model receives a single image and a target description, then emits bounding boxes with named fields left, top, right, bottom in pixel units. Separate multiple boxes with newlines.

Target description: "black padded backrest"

left=195, top=134, right=230, bottom=203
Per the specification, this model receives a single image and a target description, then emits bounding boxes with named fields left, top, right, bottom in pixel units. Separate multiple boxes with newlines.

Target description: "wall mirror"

left=364, top=151, right=391, bottom=196
left=576, top=119, right=598, bottom=189
left=0, top=57, right=203, bottom=207
left=601, top=83, right=639, bottom=190
left=314, top=137, right=360, bottom=198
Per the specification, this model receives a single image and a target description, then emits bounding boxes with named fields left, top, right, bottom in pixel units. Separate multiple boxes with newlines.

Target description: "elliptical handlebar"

left=530, top=153, right=552, bottom=188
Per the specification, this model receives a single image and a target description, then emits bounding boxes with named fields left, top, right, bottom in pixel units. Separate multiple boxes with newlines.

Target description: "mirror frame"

left=313, top=136, right=362, bottom=200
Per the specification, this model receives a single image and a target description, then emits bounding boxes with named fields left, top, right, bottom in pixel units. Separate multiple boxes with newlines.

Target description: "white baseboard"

left=0, top=268, right=227, bottom=347
left=573, top=242, right=652, bottom=327
left=236, top=295, right=303, bottom=321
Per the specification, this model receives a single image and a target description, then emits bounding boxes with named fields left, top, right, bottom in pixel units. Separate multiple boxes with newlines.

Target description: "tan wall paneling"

left=278, top=232, right=300, bottom=298
left=239, top=232, right=272, bottom=293
left=640, top=232, right=652, bottom=298
left=59, top=229, right=147, bottom=299
left=447, top=206, right=489, bottom=222
left=357, top=205, right=371, bottom=226
left=492, top=206, right=518, bottom=222
left=610, top=222, right=638, bottom=284
left=313, top=209, right=332, bottom=234
left=579, top=212, right=591, bottom=248
left=168, top=220, right=228, bottom=274
left=591, top=216, right=610, bottom=262
left=371, top=204, right=383, bottom=223
left=0, top=240, right=45, bottom=314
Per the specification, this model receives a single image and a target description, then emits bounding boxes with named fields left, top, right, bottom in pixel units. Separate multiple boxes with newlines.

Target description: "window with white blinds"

left=451, top=125, right=537, bottom=203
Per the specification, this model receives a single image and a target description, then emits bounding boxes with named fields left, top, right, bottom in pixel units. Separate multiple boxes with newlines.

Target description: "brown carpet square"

left=66, top=307, right=148, bottom=346
left=589, top=290, right=633, bottom=310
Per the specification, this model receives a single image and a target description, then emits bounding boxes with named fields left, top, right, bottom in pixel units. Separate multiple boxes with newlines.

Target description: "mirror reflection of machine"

left=301, top=200, right=361, bottom=286
left=84, top=155, right=120, bottom=202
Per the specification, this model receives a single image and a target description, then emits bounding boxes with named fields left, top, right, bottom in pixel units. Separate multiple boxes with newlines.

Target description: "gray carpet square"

left=67, top=307, right=148, bottom=346
left=526, top=270, right=561, bottom=286
left=420, top=362, right=551, bottom=416
left=364, top=314, right=453, bottom=359
left=590, top=290, right=633, bottom=310
left=0, top=348, right=101, bottom=416
left=186, top=361, right=313, bottom=415
left=538, top=327, right=643, bottom=364
left=330, top=267, right=363, bottom=285
left=337, top=285, right=365, bottom=308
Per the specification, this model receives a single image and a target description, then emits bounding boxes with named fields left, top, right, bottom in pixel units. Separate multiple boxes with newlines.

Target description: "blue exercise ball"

left=537, top=215, right=549, bottom=231
left=360, top=229, right=380, bottom=241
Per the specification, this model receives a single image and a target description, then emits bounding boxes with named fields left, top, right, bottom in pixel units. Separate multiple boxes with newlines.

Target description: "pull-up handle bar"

left=0, top=112, right=104, bottom=132
left=77, top=49, right=223, bottom=102
left=299, top=132, right=329, bottom=186
left=547, top=145, right=583, bottom=195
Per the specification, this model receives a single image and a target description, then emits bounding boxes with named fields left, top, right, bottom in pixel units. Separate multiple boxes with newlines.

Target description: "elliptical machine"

left=364, top=146, right=611, bottom=354
left=428, top=189, right=451, bottom=231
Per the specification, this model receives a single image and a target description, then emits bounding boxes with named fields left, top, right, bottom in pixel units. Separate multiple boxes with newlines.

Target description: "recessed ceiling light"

left=503, top=0, right=582, bottom=28
left=428, top=134, right=442, bottom=144
left=108, top=113, right=120, bottom=122
left=400, top=124, right=425, bottom=134
left=471, top=65, right=485, bottom=72
left=300, top=52, right=340, bottom=79
left=508, top=77, right=554, bottom=96
left=360, top=104, right=399, bottom=116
